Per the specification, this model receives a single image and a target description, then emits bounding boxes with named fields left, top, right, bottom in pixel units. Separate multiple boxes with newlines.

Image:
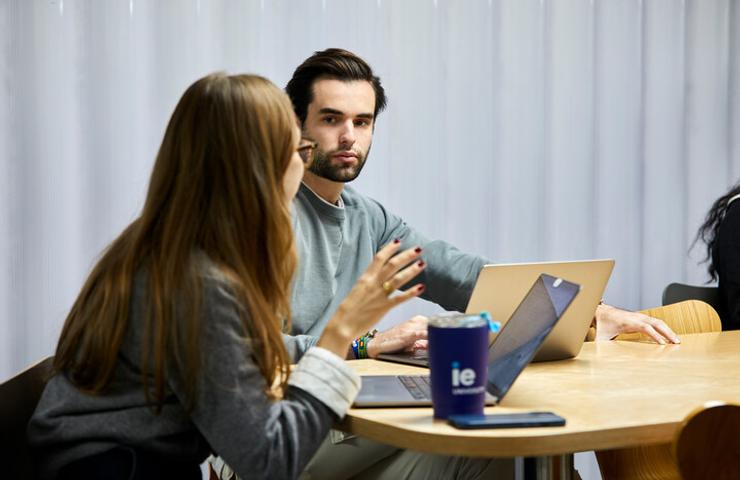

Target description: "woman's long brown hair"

left=54, top=73, right=298, bottom=405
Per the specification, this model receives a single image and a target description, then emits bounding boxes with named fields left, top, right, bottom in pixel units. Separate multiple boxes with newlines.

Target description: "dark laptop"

left=353, top=274, right=580, bottom=407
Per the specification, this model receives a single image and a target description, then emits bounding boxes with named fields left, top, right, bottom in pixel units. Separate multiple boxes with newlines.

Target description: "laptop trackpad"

left=360, top=376, right=416, bottom=402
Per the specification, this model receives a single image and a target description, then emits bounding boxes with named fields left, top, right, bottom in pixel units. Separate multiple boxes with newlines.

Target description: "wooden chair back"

left=674, top=402, right=740, bottom=480
left=0, top=356, right=54, bottom=479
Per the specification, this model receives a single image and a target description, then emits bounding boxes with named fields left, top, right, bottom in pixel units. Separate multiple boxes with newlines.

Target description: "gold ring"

left=382, top=281, right=394, bottom=295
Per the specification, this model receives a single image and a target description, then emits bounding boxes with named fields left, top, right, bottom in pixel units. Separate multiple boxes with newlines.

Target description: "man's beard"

left=308, top=145, right=370, bottom=183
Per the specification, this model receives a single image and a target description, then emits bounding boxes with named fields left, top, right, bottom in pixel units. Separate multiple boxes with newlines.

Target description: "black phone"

left=447, top=412, right=566, bottom=429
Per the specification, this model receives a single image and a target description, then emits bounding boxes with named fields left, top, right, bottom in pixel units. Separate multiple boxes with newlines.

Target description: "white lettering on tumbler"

left=451, top=361, right=476, bottom=386
left=450, top=361, right=485, bottom=395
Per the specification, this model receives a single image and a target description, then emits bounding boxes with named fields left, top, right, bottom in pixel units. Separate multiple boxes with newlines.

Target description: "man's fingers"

left=413, top=339, right=428, bottom=349
left=640, top=324, right=666, bottom=345
left=651, top=319, right=681, bottom=344
left=372, top=326, right=427, bottom=354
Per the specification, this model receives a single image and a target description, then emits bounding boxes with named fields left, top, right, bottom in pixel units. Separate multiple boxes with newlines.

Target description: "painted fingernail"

left=393, top=238, right=401, bottom=244
left=414, top=247, right=422, bottom=253
left=417, top=260, right=425, bottom=267
left=417, top=284, right=426, bottom=292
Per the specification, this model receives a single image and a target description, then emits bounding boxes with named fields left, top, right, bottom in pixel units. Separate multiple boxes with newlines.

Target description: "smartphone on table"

left=447, top=412, right=566, bottom=429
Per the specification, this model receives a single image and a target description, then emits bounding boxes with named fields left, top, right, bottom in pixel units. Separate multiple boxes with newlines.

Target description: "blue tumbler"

left=428, top=313, right=491, bottom=419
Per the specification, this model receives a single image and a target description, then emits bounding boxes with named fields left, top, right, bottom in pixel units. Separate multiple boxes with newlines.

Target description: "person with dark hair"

left=26, top=73, right=428, bottom=480
left=696, top=181, right=740, bottom=330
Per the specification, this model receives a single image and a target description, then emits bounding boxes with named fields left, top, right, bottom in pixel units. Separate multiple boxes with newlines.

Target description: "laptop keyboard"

left=398, top=375, right=432, bottom=400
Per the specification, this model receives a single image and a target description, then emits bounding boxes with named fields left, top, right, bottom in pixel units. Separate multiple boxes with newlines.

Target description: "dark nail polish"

left=414, top=247, right=422, bottom=253
left=418, top=260, right=425, bottom=267
left=417, top=284, right=426, bottom=292
left=393, top=238, right=401, bottom=244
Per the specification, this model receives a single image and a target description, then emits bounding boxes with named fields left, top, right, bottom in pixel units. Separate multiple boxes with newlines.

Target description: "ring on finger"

left=382, top=281, right=394, bottom=295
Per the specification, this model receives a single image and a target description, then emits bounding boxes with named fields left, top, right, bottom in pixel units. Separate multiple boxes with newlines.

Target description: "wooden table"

left=338, top=331, right=740, bottom=464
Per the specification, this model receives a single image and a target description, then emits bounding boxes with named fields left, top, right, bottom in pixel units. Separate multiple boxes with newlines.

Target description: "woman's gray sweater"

left=27, top=263, right=360, bottom=479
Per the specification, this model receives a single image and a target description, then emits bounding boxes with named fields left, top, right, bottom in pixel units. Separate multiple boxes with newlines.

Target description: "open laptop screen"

left=486, top=273, right=580, bottom=401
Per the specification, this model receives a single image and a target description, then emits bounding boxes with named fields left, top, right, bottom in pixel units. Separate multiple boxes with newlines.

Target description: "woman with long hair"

left=695, top=181, right=740, bottom=330
left=27, top=73, right=426, bottom=479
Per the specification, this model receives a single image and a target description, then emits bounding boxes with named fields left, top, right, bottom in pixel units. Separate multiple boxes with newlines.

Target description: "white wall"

left=2, top=2, right=739, bottom=477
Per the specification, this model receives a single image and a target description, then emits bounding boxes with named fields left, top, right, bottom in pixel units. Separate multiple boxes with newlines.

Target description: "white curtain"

left=3, top=1, right=738, bottom=478
left=2, top=0, right=738, bottom=402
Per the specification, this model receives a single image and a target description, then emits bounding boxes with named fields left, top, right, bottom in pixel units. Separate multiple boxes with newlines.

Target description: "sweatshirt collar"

left=298, top=183, right=346, bottom=222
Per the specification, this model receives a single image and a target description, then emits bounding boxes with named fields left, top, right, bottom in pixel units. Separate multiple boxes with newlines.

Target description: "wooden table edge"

left=336, top=415, right=676, bottom=457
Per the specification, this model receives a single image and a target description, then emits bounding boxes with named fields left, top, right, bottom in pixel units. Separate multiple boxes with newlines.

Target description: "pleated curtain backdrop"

left=2, top=0, right=738, bottom=395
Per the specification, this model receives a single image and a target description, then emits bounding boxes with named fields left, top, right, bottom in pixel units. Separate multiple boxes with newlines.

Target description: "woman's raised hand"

left=317, top=240, right=426, bottom=357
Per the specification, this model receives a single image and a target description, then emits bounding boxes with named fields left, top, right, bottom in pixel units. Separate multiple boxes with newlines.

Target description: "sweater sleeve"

left=167, top=279, right=360, bottom=480
left=282, top=333, right=319, bottom=362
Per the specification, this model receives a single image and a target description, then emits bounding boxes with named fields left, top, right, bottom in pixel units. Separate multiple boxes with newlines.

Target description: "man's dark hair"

left=286, top=48, right=387, bottom=124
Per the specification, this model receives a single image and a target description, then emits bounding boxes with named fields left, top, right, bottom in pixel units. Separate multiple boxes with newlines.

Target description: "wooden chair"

left=0, top=356, right=54, bottom=479
left=673, top=402, right=740, bottom=480
left=595, top=300, right=721, bottom=480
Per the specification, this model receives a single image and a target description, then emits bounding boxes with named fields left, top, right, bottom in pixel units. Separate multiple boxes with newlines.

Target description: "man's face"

left=301, top=78, right=375, bottom=183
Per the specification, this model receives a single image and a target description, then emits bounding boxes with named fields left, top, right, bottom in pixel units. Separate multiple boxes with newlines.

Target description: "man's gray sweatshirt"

left=285, top=183, right=489, bottom=359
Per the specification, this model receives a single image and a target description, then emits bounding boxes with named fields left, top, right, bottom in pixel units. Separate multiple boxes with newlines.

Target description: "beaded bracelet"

left=357, top=336, right=369, bottom=359
left=352, top=329, right=379, bottom=359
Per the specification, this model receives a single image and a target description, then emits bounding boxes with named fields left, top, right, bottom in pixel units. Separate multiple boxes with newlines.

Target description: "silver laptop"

left=378, top=259, right=613, bottom=366
left=353, top=274, right=580, bottom=407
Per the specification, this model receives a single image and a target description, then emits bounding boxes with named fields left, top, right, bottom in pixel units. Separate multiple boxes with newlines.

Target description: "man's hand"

left=366, top=315, right=428, bottom=358
left=594, top=303, right=681, bottom=344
